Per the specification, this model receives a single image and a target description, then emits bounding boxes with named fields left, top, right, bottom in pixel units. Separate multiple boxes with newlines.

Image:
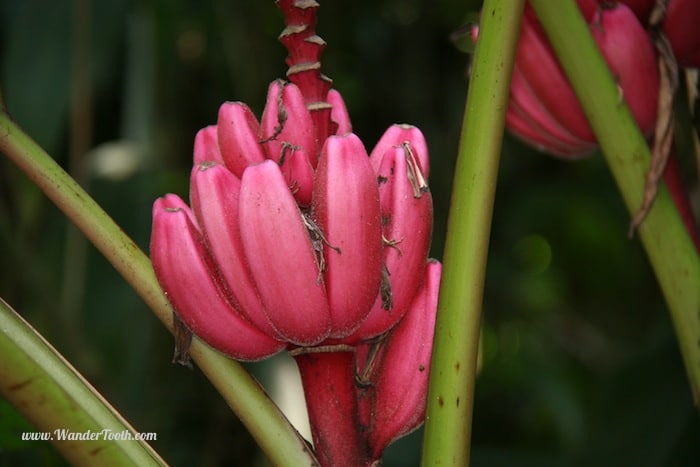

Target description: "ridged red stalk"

left=276, top=0, right=336, bottom=148
left=294, top=351, right=373, bottom=467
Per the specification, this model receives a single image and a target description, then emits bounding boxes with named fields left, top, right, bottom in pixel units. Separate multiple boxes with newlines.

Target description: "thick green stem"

left=0, top=113, right=318, bottom=466
left=0, top=298, right=166, bottom=467
left=530, top=0, right=700, bottom=406
left=421, top=0, right=524, bottom=465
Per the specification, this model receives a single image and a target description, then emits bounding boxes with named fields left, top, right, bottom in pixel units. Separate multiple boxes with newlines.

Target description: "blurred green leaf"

left=0, top=298, right=166, bottom=466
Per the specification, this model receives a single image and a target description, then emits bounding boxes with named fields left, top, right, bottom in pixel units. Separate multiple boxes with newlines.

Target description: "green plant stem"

left=530, top=0, right=700, bottom=406
left=0, top=298, right=166, bottom=467
left=421, top=0, right=524, bottom=464
left=0, top=113, right=318, bottom=466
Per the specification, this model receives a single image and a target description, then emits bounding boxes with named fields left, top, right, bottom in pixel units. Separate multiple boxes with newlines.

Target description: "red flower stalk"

left=294, top=351, right=373, bottom=466
left=151, top=1, right=441, bottom=464
left=277, top=0, right=337, bottom=147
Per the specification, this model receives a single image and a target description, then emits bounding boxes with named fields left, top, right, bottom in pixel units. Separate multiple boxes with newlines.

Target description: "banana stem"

left=295, top=351, right=372, bottom=467
left=530, top=0, right=700, bottom=406
left=421, top=0, right=525, bottom=464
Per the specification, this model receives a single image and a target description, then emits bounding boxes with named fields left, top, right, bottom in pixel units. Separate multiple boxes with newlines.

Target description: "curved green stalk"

left=0, top=113, right=318, bottom=466
left=0, top=298, right=166, bottom=466
left=421, top=0, right=524, bottom=464
left=530, top=0, right=700, bottom=406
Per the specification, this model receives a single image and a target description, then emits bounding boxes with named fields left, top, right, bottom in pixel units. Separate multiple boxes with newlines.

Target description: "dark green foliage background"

left=1, top=0, right=698, bottom=465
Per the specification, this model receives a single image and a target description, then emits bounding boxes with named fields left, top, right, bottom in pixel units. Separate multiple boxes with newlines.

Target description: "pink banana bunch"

left=493, top=1, right=660, bottom=158
left=356, top=260, right=442, bottom=460
left=662, top=0, right=700, bottom=68
left=151, top=0, right=441, bottom=465
left=487, top=0, right=699, bottom=157
left=490, top=0, right=700, bottom=247
left=619, top=0, right=700, bottom=68
left=151, top=110, right=434, bottom=354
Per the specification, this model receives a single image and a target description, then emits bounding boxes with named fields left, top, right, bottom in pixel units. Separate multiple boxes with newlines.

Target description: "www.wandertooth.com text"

left=21, top=429, right=157, bottom=442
